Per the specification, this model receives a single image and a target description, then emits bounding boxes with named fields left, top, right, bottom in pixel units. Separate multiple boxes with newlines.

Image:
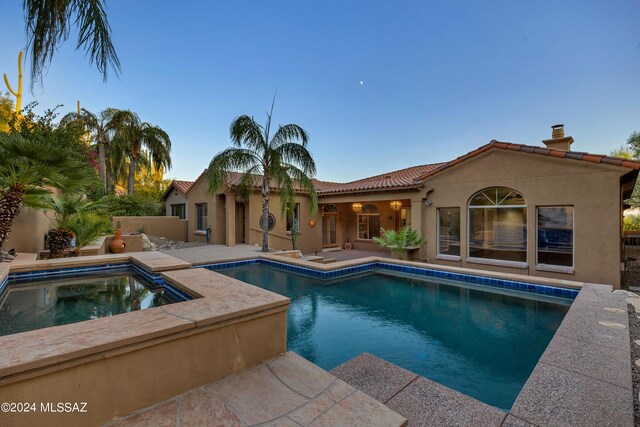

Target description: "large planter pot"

left=110, top=229, right=127, bottom=254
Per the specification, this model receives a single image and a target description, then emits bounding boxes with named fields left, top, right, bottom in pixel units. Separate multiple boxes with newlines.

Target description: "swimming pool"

left=0, top=268, right=188, bottom=337
left=211, top=261, right=571, bottom=410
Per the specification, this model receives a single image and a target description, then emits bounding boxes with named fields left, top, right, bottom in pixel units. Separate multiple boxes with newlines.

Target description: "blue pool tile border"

left=200, top=259, right=578, bottom=300
left=0, top=274, right=7, bottom=295
left=6, top=262, right=192, bottom=302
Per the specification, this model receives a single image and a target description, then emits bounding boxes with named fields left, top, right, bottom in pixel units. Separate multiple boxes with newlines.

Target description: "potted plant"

left=373, top=226, right=426, bottom=260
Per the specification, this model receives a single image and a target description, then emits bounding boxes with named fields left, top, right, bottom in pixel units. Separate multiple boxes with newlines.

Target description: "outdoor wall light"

left=308, top=219, right=316, bottom=228
left=390, top=201, right=402, bottom=211
left=352, top=203, right=363, bottom=213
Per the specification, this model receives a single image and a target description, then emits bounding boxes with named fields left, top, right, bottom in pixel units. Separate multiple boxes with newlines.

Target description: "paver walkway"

left=106, top=352, right=407, bottom=426
left=160, top=244, right=264, bottom=265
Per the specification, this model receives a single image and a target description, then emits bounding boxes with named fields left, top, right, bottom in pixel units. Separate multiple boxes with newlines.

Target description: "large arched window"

left=468, top=188, right=527, bottom=263
left=357, top=204, right=380, bottom=240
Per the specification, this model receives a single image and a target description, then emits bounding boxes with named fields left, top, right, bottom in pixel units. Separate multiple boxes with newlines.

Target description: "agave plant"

left=373, top=227, right=426, bottom=260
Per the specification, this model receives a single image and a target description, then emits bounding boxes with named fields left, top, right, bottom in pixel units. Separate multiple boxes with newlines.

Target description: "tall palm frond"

left=207, top=102, right=316, bottom=252
left=23, top=0, right=120, bottom=87
left=110, top=111, right=172, bottom=194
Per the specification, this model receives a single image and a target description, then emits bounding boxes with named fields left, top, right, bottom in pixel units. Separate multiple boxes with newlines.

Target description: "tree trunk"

left=105, top=158, right=113, bottom=194
left=97, top=130, right=107, bottom=193
left=261, top=176, right=270, bottom=252
left=0, top=187, right=25, bottom=252
left=128, top=156, right=137, bottom=195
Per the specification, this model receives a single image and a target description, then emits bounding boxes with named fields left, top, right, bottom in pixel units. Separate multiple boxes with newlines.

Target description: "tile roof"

left=175, top=142, right=640, bottom=199
left=314, top=163, right=446, bottom=195
left=413, top=140, right=640, bottom=182
left=162, top=179, right=195, bottom=199
left=172, top=180, right=195, bottom=194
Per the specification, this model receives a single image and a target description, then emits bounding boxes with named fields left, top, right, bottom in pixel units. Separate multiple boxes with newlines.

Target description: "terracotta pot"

left=344, top=241, right=353, bottom=250
left=110, top=229, right=127, bottom=254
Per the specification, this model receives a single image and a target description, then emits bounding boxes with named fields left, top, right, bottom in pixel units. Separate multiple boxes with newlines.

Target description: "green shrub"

left=373, top=226, right=426, bottom=259
left=103, top=194, right=164, bottom=217
left=624, top=214, right=640, bottom=231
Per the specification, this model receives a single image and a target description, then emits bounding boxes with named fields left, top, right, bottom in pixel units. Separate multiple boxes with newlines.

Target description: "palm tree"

left=110, top=111, right=172, bottom=194
left=61, top=108, right=123, bottom=193
left=0, top=132, right=95, bottom=253
left=21, top=0, right=120, bottom=87
left=207, top=103, right=317, bottom=252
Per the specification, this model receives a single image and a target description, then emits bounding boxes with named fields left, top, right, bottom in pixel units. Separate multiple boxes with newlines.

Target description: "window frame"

left=171, top=203, right=186, bottom=220
left=195, top=203, right=208, bottom=232
left=356, top=204, right=381, bottom=241
left=467, top=187, right=528, bottom=266
left=535, top=205, right=575, bottom=272
left=437, top=207, right=461, bottom=259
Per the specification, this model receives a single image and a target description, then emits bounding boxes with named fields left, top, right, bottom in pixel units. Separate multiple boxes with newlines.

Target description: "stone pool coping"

left=201, top=256, right=580, bottom=299
left=0, top=252, right=289, bottom=383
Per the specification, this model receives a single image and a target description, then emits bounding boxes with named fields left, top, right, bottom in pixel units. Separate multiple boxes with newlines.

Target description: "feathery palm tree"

left=110, top=111, right=172, bottom=194
left=207, top=103, right=317, bottom=252
left=22, top=0, right=120, bottom=87
left=0, top=132, right=95, bottom=252
left=60, top=107, right=123, bottom=193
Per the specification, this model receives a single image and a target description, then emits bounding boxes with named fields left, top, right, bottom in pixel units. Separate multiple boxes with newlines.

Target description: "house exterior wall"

left=245, top=193, right=322, bottom=253
left=316, top=198, right=417, bottom=251
left=164, top=190, right=188, bottom=218
left=421, top=149, right=624, bottom=288
left=186, top=178, right=225, bottom=244
left=178, top=148, right=628, bottom=288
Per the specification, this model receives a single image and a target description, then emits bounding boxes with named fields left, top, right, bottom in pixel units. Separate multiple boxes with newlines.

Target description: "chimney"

left=542, top=124, right=574, bottom=151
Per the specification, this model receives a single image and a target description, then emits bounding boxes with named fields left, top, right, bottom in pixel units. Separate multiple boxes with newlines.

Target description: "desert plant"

left=207, top=100, right=317, bottom=252
left=624, top=214, right=640, bottom=231
left=373, top=227, right=426, bottom=260
left=68, top=212, right=111, bottom=255
left=0, top=111, right=97, bottom=254
left=45, top=193, right=105, bottom=257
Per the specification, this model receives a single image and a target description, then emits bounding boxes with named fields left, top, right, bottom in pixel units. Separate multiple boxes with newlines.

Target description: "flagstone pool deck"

left=0, top=250, right=635, bottom=426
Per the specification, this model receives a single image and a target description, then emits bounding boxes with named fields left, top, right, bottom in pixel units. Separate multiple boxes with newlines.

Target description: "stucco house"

left=162, top=179, right=194, bottom=219
left=166, top=125, right=640, bottom=288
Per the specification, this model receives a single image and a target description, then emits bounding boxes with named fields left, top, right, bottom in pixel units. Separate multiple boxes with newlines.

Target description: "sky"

left=1, top=1, right=639, bottom=182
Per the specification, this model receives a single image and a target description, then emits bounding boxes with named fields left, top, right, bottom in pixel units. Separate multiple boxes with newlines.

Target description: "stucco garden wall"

left=112, top=216, right=188, bottom=242
left=6, top=207, right=51, bottom=254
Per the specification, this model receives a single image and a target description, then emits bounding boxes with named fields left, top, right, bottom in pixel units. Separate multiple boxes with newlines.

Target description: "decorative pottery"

left=344, top=239, right=353, bottom=250
left=110, top=229, right=127, bottom=254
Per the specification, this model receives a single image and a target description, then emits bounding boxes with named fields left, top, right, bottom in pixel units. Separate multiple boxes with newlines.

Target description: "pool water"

left=217, top=264, right=570, bottom=410
left=0, top=271, right=178, bottom=337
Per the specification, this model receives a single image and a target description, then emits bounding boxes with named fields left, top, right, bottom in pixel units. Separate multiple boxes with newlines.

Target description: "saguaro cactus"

left=3, top=51, right=23, bottom=113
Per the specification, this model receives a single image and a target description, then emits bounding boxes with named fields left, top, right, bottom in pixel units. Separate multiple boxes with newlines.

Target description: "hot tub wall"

left=0, top=307, right=287, bottom=427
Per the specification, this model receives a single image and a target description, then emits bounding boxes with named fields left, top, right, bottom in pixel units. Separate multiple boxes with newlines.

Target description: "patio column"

left=411, top=200, right=424, bottom=256
left=225, top=194, right=236, bottom=246
left=410, top=200, right=423, bottom=230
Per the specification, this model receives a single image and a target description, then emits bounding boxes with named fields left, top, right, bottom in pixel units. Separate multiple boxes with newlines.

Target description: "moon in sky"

left=360, top=81, right=364, bottom=85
